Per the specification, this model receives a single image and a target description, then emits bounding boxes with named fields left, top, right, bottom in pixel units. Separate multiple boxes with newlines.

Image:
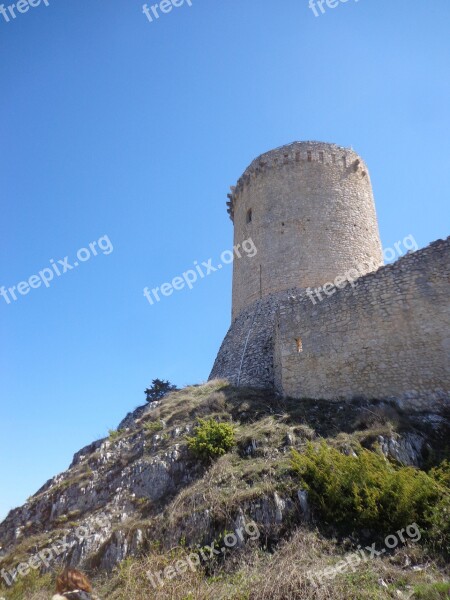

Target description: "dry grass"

left=36, top=527, right=447, bottom=600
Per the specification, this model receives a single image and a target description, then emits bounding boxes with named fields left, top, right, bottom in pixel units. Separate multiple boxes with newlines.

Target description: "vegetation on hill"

left=187, top=418, right=236, bottom=461
left=291, top=442, right=450, bottom=556
left=1, top=381, right=449, bottom=600
left=145, top=378, right=177, bottom=402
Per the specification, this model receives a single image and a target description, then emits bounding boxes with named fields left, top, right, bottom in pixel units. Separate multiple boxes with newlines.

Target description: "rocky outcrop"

left=377, top=433, right=425, bottom=467
left=0, top=419, right=197, bottom=575
left=116, top=400, right=160, bottom=431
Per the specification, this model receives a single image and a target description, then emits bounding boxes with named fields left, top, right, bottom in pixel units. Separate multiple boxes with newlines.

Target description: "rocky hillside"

left=1, top=381, right=449, bottom=599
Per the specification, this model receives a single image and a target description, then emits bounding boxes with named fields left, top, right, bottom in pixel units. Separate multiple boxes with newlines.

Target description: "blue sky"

left=1, top=0, right=449, bottom=521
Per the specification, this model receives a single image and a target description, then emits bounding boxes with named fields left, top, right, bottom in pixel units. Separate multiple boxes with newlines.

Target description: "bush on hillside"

left=187, top=418, right=236, bottom=461
left=291, top=441, right=450, bottom=555
left=429, top=459, right=450, bottom=488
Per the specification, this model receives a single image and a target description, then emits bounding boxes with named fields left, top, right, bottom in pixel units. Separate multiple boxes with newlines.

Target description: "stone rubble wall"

left=209, top=291, right=289, bottom=388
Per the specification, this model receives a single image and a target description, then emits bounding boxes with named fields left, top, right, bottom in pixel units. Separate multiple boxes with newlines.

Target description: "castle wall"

left=274, top=238, right=450, bottom=412
left=209, top=292, right=284, bottom=388
left=229, top=142, right=383, bottom=321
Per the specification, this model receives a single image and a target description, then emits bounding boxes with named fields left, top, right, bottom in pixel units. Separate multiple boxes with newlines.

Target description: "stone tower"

left=228, top=141, right=383, bottom=320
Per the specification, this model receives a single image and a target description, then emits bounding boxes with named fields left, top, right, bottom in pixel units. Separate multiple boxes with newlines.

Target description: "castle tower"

left=228, top=141, right=383, bottom=320
left=211, top=142, right=449, bottom=408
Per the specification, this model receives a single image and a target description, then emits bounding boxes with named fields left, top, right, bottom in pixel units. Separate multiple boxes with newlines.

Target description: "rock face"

left=377, top=433, right=425, bottom=467
left=116, top=400, right=160, bottom=432
left=0, top=399, right=198, bottom=575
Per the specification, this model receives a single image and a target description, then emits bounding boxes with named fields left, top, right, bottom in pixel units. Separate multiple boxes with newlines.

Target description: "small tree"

left=145, top=378, right=177, bottom=403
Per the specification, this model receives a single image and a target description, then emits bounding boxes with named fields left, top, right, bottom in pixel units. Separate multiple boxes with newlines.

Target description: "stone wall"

left=229, top=141, right=383, bottom=320
left=275, top=238, right=450, bottom=412
left=209, top=291, right=287, bottom=388
left=210, top=238, right=450, bottom=413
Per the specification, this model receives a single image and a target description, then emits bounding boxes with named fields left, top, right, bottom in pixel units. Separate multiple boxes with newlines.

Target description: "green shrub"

left=143, top=420, right=164, bottom=433
left=429, top=459, right=450, bottom=488
left=291, top=442, right=450, bottom=555
left=187, top=418, right=236, bottom=461
left=108, top=429, right=121, bottom=441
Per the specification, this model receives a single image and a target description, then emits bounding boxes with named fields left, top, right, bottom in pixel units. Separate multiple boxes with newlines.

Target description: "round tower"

left=228, top=141, right=383, bottom=320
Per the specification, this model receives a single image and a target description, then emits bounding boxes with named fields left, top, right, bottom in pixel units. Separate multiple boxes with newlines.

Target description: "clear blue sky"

left=1, top=0, right=449, bottom=521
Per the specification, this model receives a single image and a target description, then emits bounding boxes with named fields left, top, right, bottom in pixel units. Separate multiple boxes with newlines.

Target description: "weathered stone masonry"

left=275, top=238, right=450, bottom=411
left=210, top=141, right=450, bottom=411
left=209, top=290, right=286, bottom=388
left=228, top=141, right=383, bottom=321
left=210, top=239, right=450, bottom=410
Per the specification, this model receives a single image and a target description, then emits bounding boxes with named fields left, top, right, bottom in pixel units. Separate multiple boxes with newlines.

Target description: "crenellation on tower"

left=227, top=141, right=369, bottom=220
